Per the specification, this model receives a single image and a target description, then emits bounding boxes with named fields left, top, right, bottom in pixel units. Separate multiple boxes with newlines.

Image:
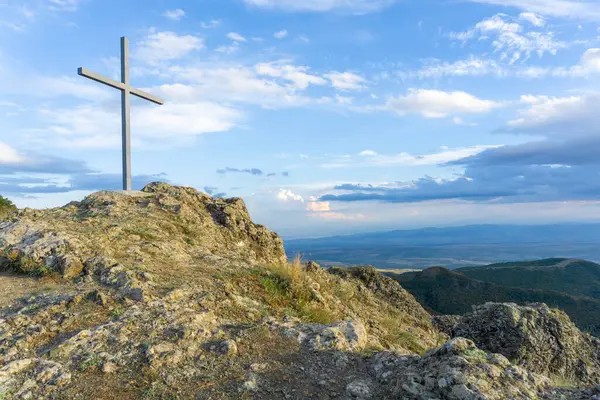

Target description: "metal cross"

left=78, top=37, right=164, bottom=191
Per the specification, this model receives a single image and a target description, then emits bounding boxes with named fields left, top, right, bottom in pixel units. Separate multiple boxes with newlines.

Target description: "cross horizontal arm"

left=78, top=67, right=125, bottom=91
left=78, top=67, right=164, bottom=105
left=131, top=88, right=164, bottom=105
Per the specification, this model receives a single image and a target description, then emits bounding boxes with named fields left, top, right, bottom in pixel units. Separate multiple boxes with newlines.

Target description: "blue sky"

left=1, top=0, right=600, bottom=238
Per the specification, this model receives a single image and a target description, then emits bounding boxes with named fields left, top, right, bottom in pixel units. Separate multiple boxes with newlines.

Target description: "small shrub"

left=110, top=307, right=125, bottom=319
left=0, top=195, right=15, bottom=220
left=260, top=275, right=291, bottom=306
left=80, top=354, right=102, bottom=371
left=33, top=264, right=54, bottom=277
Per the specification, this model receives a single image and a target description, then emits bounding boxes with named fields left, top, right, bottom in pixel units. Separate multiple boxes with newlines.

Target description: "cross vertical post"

left=121, top=37, right=131, bottom=191
left=77, top=36, right=164, bottom=192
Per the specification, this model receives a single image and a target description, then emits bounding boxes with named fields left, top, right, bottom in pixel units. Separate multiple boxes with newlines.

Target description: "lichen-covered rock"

left=267, top=318, right=369, bottom=351
left=370, top=337, right=551, bottom=399
left=305, top=261, right=322, bottom=273
left=449, top=302, right=600, bottom=386
left=0, top=183, right=287, bottom=282
left=432, top=314, right=462, bottom=336
left=328, top=266, right=432, bottom=324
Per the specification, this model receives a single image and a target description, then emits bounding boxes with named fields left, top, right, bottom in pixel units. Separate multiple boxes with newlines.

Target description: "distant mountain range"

left=286, top=223, right=600, bottom=269
left=387, top=258, right=600, bottom=336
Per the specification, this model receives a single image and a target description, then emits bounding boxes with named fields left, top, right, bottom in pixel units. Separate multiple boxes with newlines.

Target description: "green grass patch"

left=80, top=354, right=103, bottom=371
left=549, top=374, right=578, bottom=389
left=110, top=307, right=125, bottom=320
left=463, top=348, right=489, bottom=364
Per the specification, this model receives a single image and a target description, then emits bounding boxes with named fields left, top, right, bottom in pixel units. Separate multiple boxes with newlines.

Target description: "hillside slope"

left=1, top=183, right=599, bottom=399
left=390, top=267, right=600, bottom=336
left=457, top=258, right=600, bottom=299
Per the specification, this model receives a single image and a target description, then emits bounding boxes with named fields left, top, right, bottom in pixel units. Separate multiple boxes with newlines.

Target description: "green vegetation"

left=456, top=259, right=600, bottom=300
left=254, top=260, right=340, bottom=325
left=463, top=348, right=488, bottom=364
left=109, top=307, right=125, bottom=319
left=0, top=195, right=15, bottom=220
left=80, top=354, right=102, bottom=371
left=549, top=374, right=578, bottom=389
left=0, top=249, right=50, bottom=276
left=389, top=266, right=600, bottom=336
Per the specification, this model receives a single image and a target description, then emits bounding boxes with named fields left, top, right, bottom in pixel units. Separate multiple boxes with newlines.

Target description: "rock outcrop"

left=328, top=266, right=432, bottom=323
left=371, top=337, right=552, bottom=399
left=0, top=183, right=286, bottom=287
left=1, top=184, right=600, bottom=399
left=443, top=302, right=600, bottom=386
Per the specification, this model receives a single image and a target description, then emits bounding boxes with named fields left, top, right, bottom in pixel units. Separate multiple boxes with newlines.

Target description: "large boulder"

left=447, top=302, right=600, bottom=385
left=370, top=337, right=551, bottom=399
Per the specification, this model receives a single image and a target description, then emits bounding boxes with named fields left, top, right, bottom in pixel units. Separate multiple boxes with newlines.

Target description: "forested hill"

left=456, top=259, right=600, bottom=299
left=388, top=263, right=600, bottom=336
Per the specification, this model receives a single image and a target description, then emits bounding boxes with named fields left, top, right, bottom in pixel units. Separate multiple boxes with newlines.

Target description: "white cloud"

left=160, top=65, right=320, bottom=109
left=48, top=0, right=80, bottom=12
left=403, top=48, right=600, bottom=80
left=508, top=94, right=587, bottom=131
left=30, top=76, right=114, bottom=102
left=216, top=42, right=241, bottom=54
left=162, top=9, right=185, bottom=21
left=227, top=32, right=247, bottom=42
left=503, top=92, right=600, bottom=141
left=274, top=30, right=288, bottom=39
left=307, top=210, right=366, bottom=220
left=453, top=117, right=478, bottom=126
left=387, top=89, right=502, bottom=118
left=201, top=19, right=221, bottom=29
left=33, top=101, right=240, bottom=149
left=306, top=201, right=331, bottom=212
left=515, top=48, right=600, bottom=78
left=323, top=145, right=498, bottom=168
left=359, top=150, right=378, bottom=156
left=335, top=94, right=353, bottom=104
left=0, top=22, right=26, bottom=32
left=0, top=142, right=24, bottom=164
left=519, top=12, right=545, bottom=27
left=476, top=14, right=522, bottom=34
left=277, top=189, right=304, bottom=203
left=242, top=0, right=396, bottom=13
left=465, top=0, right=600, bottom=20
left=324, top=71, right=366, bottom=91
left=400, top=57, right=505, bottom=79
left=135, top=31, right=203, bottom=64
left=581, top=48, right=600, bottom=72
left=256, top=61, right=327, bottom=89
left=450, top=14, right=566, bottom=63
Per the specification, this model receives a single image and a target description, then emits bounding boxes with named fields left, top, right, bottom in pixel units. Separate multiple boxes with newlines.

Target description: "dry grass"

left=230, top=257, right=439, bottom=353
left=549, top=374, right=578, bottom=389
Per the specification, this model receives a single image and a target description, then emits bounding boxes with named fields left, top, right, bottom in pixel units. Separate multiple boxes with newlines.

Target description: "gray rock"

left=346, top=380, right=372, bottom=399
left=218, top=339, right=238, bottom=356
left=451, top=302, right=600, bottom=385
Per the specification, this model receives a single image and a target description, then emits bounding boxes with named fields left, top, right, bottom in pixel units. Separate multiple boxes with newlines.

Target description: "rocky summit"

left=1, top=183, right=600, bottom=399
